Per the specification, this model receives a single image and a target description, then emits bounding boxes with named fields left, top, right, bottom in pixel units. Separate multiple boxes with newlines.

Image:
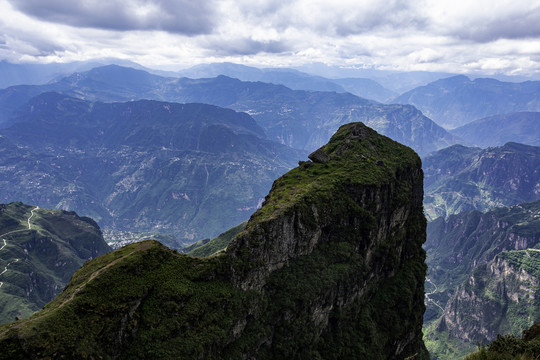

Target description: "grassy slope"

left=0, top=123, right=428, bottom=359
left=187, top=221, right=247, bottom=257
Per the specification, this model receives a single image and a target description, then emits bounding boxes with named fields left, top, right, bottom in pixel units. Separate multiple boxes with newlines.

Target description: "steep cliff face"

left=424, top=200, right=540, bottom=359
left=0, top=123, right=428, bottom=359
left=225, top=122, right=427, bottom=358
left=440, top=251, right=540, bottom=344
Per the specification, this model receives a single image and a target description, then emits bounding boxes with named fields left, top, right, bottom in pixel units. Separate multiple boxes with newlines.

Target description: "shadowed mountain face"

left=0, top=65, right=458, bottom=156
left=392, top=75, right=540, bottom=129
left=450, top=112, right=540, bottom=148
left=0, top=122, right=429, bottom=359
left=0, top=202, right=110, bottom=325
left=0, top=93, right=303, bottom=243
left=423, top=142, right=540, bottom=221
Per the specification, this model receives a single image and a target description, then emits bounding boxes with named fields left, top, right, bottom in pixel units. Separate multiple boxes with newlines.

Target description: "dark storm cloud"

left=205, top=38, right=290, bottom=56
left=451, top=7, right=540, bottom=42
left=7, top=0, right=218, bottom=35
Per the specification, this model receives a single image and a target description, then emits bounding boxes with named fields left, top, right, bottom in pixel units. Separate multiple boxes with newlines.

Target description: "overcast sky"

left=1, top=0, right=539, bottom=76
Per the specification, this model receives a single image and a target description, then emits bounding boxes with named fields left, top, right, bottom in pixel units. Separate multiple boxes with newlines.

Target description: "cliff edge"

left=0, top=122, right=428, bottom=359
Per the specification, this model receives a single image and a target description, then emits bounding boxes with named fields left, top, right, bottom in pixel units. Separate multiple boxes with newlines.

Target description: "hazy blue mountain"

left=178, top=62, right=397, bottom=102
left=0, top=65, right=459, bottom=155
left=451, top=112, right=540, bottom=147
left=178, top=62, right=347, bottom=93
left=424, top=200, right=540, bottom=359
left=331, top=77, right=397, bottom=102
left=0, top=61, right=88, bottom=88
left=294, top=63, right=458, bottom=93
left=0, top=59, right=153, bottom=89
left=0, top=201, right=110, bottom=324
left=393, top=75, right=540, bottom=129
left=423, top=142, right=540, bottom=220
left=0, top=93, right=303, bottom=244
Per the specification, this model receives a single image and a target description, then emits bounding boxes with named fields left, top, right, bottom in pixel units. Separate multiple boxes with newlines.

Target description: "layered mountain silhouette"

left=451, top=112, right=540, bottom=148
left=0, top=65, right=458, bottom=156
left=393, top=75, right=540, bottom=129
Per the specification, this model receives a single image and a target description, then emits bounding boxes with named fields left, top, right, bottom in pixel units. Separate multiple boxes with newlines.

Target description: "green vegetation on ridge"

left=0, top=122, right=429, bottom=359
left=186, top=221, right=247, bottom=257
left=466, top=321, right=540, bottom=360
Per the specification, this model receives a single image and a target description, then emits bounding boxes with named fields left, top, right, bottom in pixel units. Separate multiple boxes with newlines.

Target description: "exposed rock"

left=424, top=200, right=540, bottom=358
left=423, top=142, right=540, bottom=221
left=0, top=123, right=428, bottom=359
left=308, top=148, right=330, bottom=163
left=442, top=251, right=540, bottom=344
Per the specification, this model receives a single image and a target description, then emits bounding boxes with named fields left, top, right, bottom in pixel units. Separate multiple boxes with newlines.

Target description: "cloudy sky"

left=0, top=0, right=539, bottom=76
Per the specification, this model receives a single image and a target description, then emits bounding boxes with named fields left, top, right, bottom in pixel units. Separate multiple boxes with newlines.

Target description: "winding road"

left=0, top=206, right=39, bottom=288
left=425, top=278, right=445, bottom=313
left=27, top=206, right=38, bottom=230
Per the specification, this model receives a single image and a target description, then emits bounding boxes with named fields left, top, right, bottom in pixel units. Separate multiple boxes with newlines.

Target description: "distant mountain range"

left=0, top=64, right=459, bottom=156
left=393, top=75, right=540, bottom=129
left=450, top=112, right=540, bottom=148
left=424, top=200, right=540, bottom=359
left=423, top=142, right=540, bottom=220
left=177, top=62, right=398, bottom=102
left=0, top=202, right=110, bottom=324
left=0, top=59, right=154, bottom=89
left=0, top=93, right=302, bottom=243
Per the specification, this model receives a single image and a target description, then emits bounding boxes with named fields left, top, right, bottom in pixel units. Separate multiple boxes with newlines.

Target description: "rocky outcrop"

left=440, top=250, right=540, bottom=344
left=424, top=200, right=540, bottom=359
left=0, top=123, right=428, bottom=359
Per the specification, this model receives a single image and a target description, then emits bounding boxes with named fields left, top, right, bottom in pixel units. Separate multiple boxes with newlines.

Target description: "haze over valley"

left=0, top=1, right=539, bottom=358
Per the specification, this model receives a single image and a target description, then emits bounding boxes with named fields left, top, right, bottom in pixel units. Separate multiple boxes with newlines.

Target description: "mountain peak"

left=0, top=122, right=428, bottom=359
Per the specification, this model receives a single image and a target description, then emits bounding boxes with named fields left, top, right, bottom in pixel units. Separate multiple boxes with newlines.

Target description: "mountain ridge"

left=424, top=199, right=540, bottom=358
left=0, top=122, right=429, bottom=359
left=0, top=202, right=110, bottom=324
left=450, top=111, right=540, bottom=148
left=0, top=64, right=459, bottom=156
left=393, top=75, right=540, bottom=129
left=423, top=142, right=540, bottom=220
left=0, top=94, right=303, bottom=243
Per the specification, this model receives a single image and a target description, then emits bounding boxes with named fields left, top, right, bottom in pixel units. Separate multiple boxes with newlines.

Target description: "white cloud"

left=0, top=0, right=539, bottom=76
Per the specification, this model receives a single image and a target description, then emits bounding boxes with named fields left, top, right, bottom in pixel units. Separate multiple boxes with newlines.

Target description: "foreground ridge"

left=0, top=122, right=428, bottom=359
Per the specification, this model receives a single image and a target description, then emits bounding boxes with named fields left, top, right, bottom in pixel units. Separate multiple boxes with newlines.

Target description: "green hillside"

left=0, top=202, right=110, bottom=324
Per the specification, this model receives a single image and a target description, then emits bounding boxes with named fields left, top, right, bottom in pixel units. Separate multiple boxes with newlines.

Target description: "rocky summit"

left=0, top=122, right=428, bottom=359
